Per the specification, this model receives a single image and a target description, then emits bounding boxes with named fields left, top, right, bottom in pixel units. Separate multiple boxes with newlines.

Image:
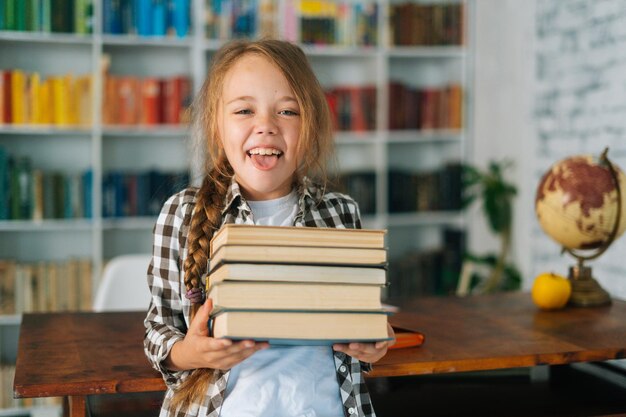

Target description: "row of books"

left=0, top=69, right=460, bottom=130
left=0, top=258, right=93, bottom=315
left=103, top=0, right=191, bottom=37
left=291, top=0, right=378, bottom=46
left=388, top=228, right=465, bottom=298
left=1, top=1, right=463, bottom=45
left=0, top=151, right=92, bottom=221
left=103, top=72, right=191, bottom=126
left=102, top=169, right=189, bottom=217
left=205, top=0, right=276, bottom=40
left=389, top=162, right=463, bottom=213
left=0, top=70, right=92, bottom=126
left=338, top=164, right=462, bottom=217
left=207, top=224, right=390, bottom=343
left=205, top=0, right=378, bottom=47
left=388, top=82, right=463, bottom=131
left=390, top=2, right=464, bottom=46
left=337, top=171, right=376, bottom=215
left=0, top=0, right=92, bottom=34
left=0, top=149, right=189, bottom=220
left=326, top=85, right=376, bottom=132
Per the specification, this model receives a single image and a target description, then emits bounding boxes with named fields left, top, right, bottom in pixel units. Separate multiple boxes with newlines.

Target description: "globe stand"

left=567, top=263, right=611, bottom=307
left=564, top=148, right=622, bottom=307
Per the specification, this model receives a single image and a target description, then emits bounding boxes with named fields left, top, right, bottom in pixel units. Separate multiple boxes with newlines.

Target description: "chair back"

left=93, top=254, right=152, bottom=312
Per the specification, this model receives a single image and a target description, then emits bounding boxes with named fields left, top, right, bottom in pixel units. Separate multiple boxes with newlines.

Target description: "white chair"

left=93, top=254, right=153, bottom=312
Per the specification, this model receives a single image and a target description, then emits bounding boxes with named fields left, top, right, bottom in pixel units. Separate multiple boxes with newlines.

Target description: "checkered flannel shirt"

left=144, top=177, right=377, bottom=417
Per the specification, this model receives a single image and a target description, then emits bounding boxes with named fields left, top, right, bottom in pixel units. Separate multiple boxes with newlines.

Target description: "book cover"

left=209, top=308, right=391, bottom=344
left=208, top=280, right=383, bottom=311
left=210, top=224, right=386, bottom=254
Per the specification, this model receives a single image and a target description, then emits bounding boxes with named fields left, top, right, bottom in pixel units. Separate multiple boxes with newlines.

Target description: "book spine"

left=0, top=147, right=8, bottom=220
left=137, top=0, right=152, bottom=35
left=41, top=0, right=51, bottom=32
left=172, top=0, right=190, bottom=37
left=151, top=0, right=167, bottom=36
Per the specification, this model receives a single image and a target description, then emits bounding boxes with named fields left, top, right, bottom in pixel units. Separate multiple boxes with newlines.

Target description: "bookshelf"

left=0, top=0, right=471, bottom=414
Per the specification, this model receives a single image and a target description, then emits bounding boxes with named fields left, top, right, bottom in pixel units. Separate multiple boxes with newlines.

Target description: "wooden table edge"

left=14, top=377, right=167, bottom=399
left=368, top=348, right=626, bottom=378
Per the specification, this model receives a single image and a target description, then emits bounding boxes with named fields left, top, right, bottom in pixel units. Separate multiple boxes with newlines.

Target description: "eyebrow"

left=225, top=96, right=299, bottom=105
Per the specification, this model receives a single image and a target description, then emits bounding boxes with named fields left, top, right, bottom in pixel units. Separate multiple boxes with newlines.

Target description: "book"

left=208, top=281, right=383, bottom=311
left=388, top=322, right=426, bottom=350
left=210, top=224, right=386, bottom=254
left=209, top=308, right=390, bottom=344
left=208, top=262, right=386, bottom=286
left=209, top=244, right=387, bottom=272
left=389, top=330, right=425, bottom=349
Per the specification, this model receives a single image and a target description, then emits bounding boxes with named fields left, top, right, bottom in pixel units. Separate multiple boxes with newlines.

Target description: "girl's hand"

left=166, top=298, right=269, bottom=371
left=332, top=323, right=395, bottom=364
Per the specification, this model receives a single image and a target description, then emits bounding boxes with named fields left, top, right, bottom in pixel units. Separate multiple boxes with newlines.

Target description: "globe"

left=535, top=149, right=626, bottom=306
left=535, top=153, right=626, bottom=250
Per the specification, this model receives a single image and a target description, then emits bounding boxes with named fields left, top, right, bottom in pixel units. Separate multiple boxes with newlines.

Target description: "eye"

left=279, top=109, right=299, bottom=116
left=235, top=109, right=253, bottom=115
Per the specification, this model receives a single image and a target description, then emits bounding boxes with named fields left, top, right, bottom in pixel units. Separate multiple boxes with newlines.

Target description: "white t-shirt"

left=219, top=191, right=344, bottom=417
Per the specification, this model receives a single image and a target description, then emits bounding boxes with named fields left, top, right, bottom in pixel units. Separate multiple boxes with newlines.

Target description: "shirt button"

left=339, top=365, right=347, bottom=373
left=348, top=407, right=356, bottom=415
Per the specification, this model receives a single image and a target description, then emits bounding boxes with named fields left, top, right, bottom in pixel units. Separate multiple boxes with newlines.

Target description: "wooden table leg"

left=68, top=395, right=87, bottom=417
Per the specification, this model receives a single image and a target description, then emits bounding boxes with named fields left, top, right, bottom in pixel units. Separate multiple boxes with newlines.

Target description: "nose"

left=255, top=113, right=277, bottom=136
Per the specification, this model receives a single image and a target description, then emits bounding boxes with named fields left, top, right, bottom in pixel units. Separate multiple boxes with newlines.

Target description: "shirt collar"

left=221, top=178, right=246, bottom=216
left=220, top=176, right=324, bottom=219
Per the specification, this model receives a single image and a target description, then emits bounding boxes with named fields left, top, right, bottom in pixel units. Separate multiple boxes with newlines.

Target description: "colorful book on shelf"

left=208, top=280, right=383, bottom=311
left=209, top=308, right=390, bottom=344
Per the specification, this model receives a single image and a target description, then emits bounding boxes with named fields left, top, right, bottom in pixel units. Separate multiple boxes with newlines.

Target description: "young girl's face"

left=218, top=53, right=302, bottom=201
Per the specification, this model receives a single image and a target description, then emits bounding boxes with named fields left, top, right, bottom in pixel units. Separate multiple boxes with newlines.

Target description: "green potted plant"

left=461, top=160, right=521, bottom=293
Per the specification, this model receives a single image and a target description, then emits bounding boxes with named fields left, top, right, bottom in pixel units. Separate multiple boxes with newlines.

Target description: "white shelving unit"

left=0, top=1, right=471, bottom=415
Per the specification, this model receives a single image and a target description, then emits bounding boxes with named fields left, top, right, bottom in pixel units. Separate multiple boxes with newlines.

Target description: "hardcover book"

left=208, top=244, right=387, bottom=272
left=208, top=281, right=383, bottom=311
left=209, top=308, right=390, bottom=344
left=210, top=224, right=386, bottom=254
left=208, top=262, right=386, bottom=286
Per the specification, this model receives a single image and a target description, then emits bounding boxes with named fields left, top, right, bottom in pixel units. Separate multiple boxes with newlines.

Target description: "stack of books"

left=206, top=224, right=390, bottom=345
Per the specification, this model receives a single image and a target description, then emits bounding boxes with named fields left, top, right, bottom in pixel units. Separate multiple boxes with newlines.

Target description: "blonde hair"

left=173, top=38, right=334, bottom=411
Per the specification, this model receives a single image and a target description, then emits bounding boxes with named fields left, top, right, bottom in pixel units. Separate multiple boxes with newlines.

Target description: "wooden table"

left=13, top=292, right=626, bottom=417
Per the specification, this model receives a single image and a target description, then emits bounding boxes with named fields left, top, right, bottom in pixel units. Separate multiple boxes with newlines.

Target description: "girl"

left=144, top=39, right=394, bottom=417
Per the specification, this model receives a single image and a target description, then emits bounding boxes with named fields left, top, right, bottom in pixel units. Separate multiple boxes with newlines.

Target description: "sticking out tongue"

left=250, top=154, right=280, bottom=170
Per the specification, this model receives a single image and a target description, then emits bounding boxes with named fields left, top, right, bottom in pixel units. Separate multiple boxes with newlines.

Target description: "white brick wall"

left=534, top=0, right=626, bottom=298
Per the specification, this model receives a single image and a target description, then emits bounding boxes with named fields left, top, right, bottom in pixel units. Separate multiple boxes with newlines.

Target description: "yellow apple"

left=531, top=272, right=572, bottom=310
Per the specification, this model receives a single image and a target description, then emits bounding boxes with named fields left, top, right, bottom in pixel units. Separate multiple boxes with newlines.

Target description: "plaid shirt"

left=144, top=177, right=377, bottom=417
